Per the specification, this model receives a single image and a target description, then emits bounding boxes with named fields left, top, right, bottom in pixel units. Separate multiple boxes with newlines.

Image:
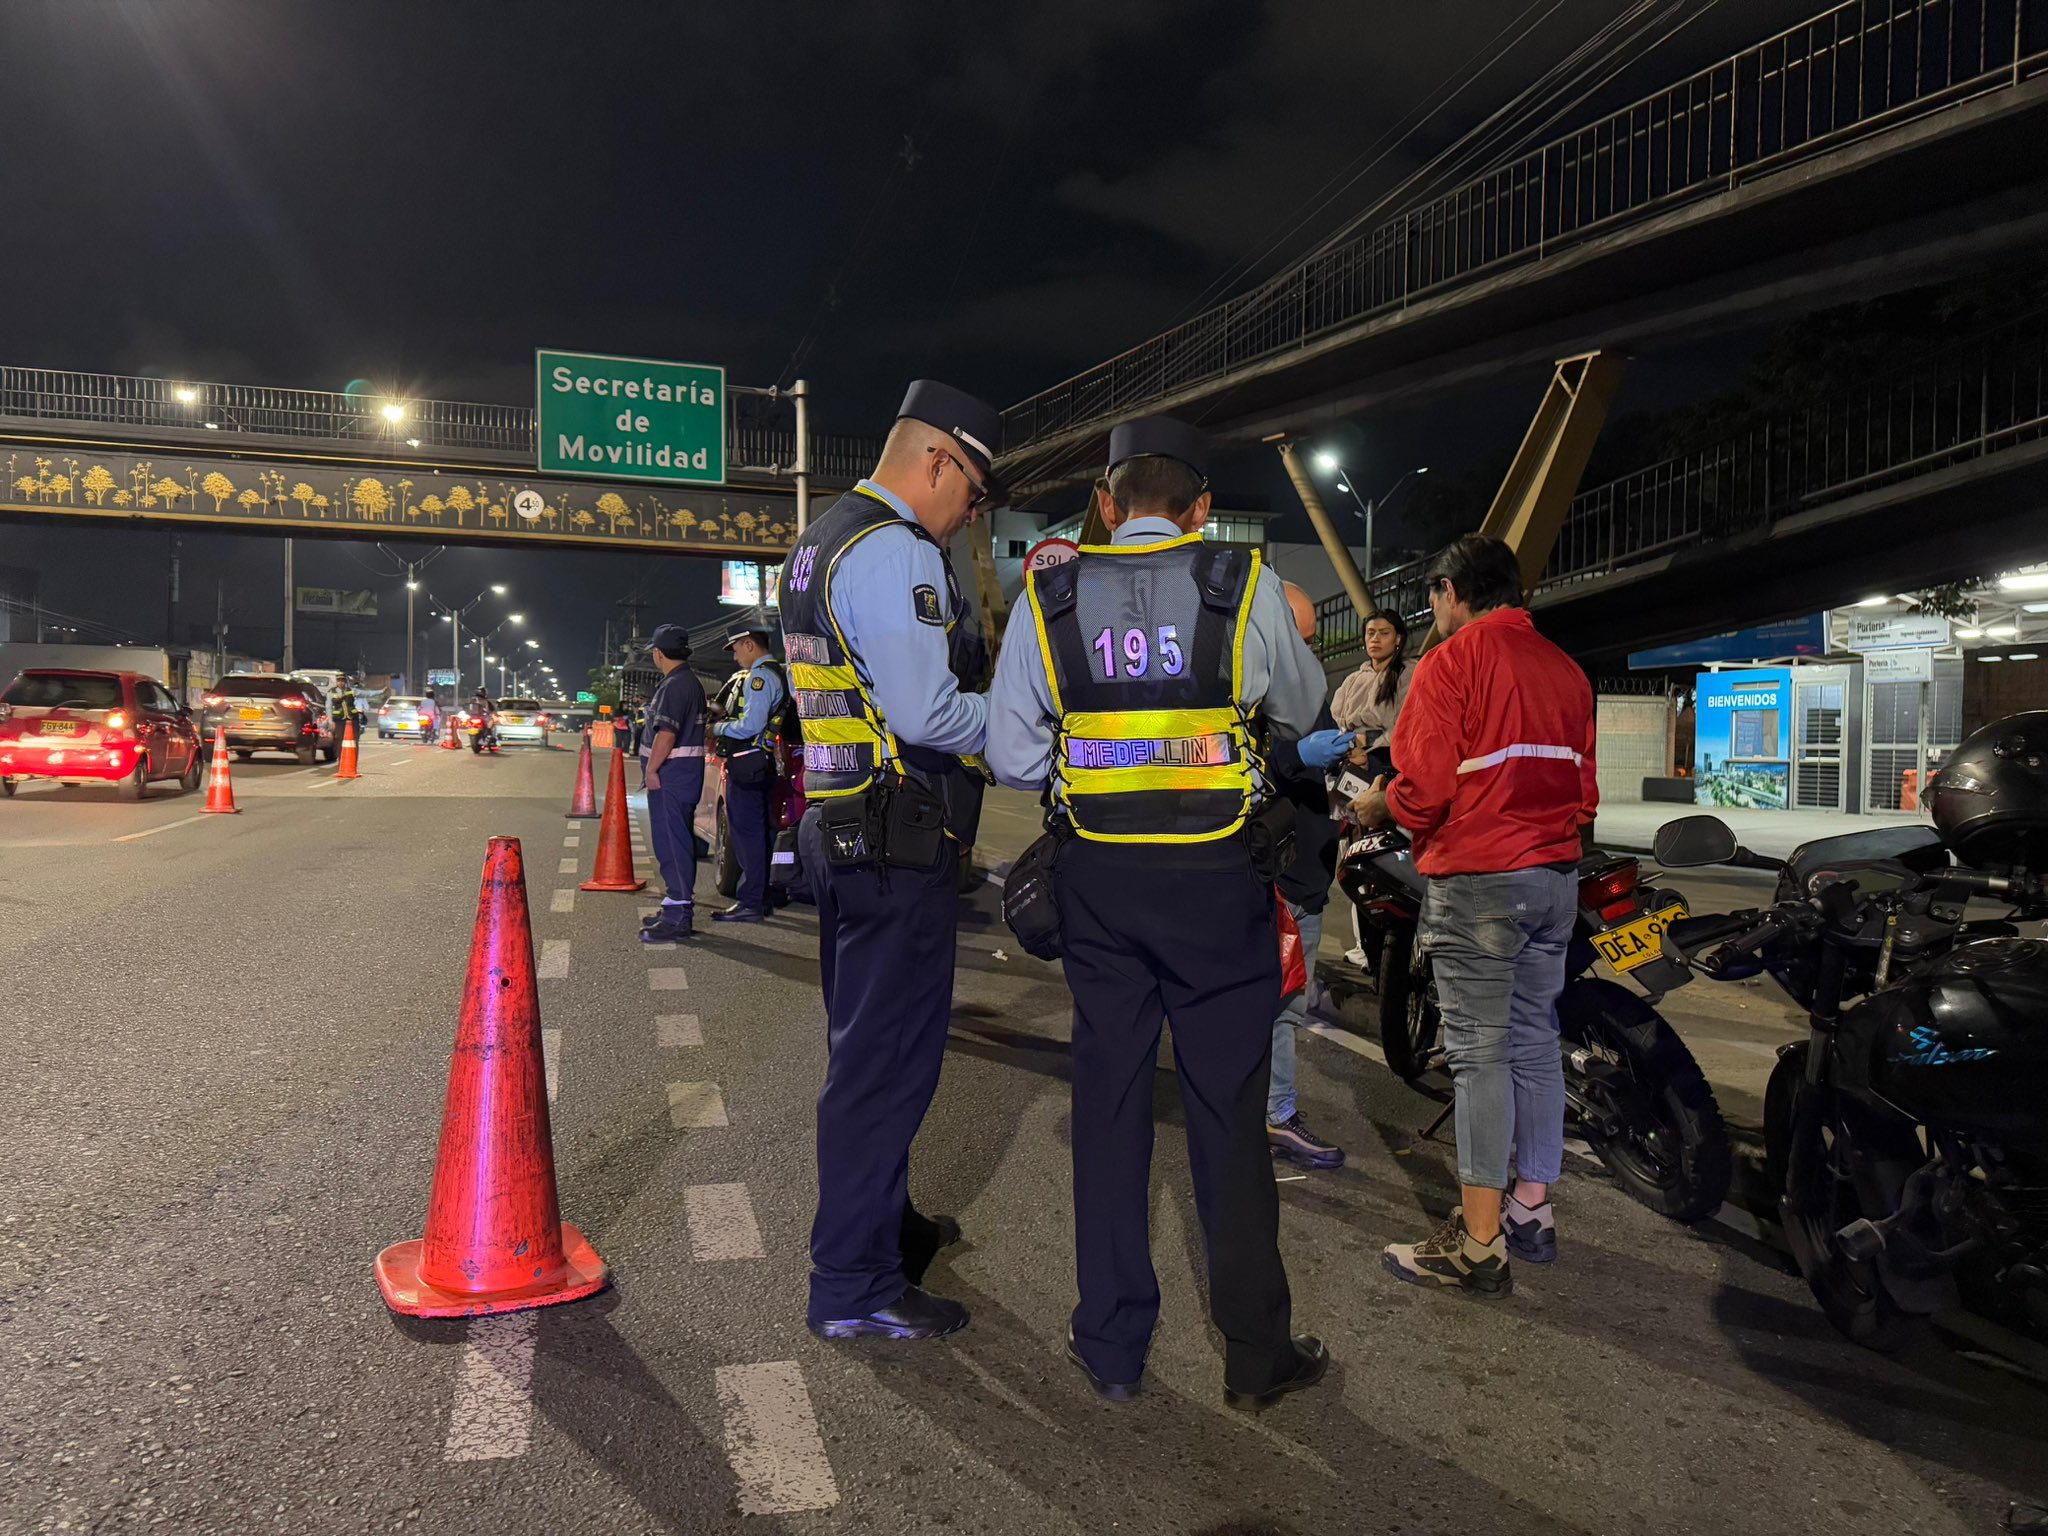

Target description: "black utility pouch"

left=1243, top=798, right=1299, bottom=882
left=880, top=776, right=948, bottom=871
left=1001, top=830, right=1066, bottom=960
left=818, top=792, right=880, bottom=868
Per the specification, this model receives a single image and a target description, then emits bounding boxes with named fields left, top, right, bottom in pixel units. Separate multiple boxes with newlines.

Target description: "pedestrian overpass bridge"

left=997, top=0, right=2048, bottom=499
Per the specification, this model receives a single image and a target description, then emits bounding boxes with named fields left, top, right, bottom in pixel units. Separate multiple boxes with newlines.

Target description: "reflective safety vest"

left=778, top=489, right=985, bottom=801
left=1026, top=532, right=1263, bottom=844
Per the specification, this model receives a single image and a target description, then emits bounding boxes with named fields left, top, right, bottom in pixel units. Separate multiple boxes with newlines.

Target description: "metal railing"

left=1006, top=0, right=2048, bottom=464
left=0, top=364, right=882, bottom=482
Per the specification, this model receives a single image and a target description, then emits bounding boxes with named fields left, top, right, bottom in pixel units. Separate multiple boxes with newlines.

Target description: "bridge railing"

left=0, top=365, right=881, bottom=483
left=1005, top=0, right=2048, bottom=461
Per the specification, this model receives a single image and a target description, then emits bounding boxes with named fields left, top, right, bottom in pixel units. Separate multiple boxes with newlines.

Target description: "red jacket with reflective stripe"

left=1386, top=606, right=1597, bottom=877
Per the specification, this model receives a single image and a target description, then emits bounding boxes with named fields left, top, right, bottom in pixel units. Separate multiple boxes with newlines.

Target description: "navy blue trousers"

left=646, top=757, right=703, bottom=908
left=1055, top=837, right=1296, bottom=1393
left=800, top=807, right=960, bottom=1323
left=725, top=769, right=774, bottom=910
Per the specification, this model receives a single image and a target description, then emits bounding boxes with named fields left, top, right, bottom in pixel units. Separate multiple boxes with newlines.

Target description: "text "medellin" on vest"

left=1066, top=735, right=1232, bottom=770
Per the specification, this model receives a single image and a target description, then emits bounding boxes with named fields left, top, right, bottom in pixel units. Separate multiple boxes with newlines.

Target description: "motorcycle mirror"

left=1652, top=814, right=1738, bottom=868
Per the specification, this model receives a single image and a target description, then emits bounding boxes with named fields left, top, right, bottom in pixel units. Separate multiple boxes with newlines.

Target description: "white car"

left=493, top=698, right=553, bottom=747
left=375, top=695, right=440, bottom=741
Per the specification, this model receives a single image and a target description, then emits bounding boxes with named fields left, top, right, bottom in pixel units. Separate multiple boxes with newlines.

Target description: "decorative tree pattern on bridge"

left=0, top=444, right=798, bottom=553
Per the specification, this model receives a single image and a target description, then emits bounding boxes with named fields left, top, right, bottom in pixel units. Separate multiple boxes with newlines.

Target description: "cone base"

left=579, top=876, right=647, bottom=892
left=374, top=1221, right=609, bottom=1318
left=202, top=806, right=241, bottom=814
left=564, top=811, right=598, bottom=820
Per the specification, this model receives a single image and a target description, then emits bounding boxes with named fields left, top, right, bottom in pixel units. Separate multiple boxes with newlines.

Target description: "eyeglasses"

left=929, top=446, right=990, bottom=510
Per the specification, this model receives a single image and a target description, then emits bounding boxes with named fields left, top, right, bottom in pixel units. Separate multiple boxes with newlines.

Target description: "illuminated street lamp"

left=1312, top=451, right=1427, bottom=580
left=379, top=400, right=407, bottom=424
left=173, top=385, right=199, bottom=405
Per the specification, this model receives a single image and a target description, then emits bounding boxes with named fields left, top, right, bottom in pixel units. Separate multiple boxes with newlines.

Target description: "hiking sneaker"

left=1382, top=1209, right=1512, bottom=1297
left=1267, top=1114, right=1346, bottom=1170
left=1502, top=1190, right=1557, bottom=1265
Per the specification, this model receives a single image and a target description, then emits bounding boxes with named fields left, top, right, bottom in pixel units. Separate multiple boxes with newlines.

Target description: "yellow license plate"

left=38, top=719, right=78, bottom=735
left=1593, top=901, right=1687, bottom=974
left=239, top=707, right=264, bottom=721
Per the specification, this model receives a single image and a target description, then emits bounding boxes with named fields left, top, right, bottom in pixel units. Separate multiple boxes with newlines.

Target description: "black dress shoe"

left=1066, top=1330, right=1141, bottom=1402
left=808, top=1285, right=968, bottom=1342
left=1223, top=1336, right=1330, bottom=1412
left=712, top=904, right=770, bottom=923
left=640, top=919, right=692, bottom=944
left=643, top=906, right=692, bottom=930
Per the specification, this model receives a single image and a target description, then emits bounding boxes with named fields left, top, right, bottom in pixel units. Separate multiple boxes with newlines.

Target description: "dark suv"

left=199, top=675, right=338, bottom=764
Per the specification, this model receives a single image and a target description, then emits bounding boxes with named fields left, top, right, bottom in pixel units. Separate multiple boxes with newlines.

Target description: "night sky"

left=0, top=0, right=1807, bottom=681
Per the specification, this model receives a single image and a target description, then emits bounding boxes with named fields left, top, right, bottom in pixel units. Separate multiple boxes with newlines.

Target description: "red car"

left=0, top=668, right=205, bottom=800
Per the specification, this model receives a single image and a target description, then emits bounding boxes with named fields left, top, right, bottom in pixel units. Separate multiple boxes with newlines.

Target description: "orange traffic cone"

left=375, top=836, right=609, bottom=1317
left=202, top=726, right=240, bottom=815
left=580, top=746, right=647, bottom=893
left=565, top=727, right=598, bottom=819
left=335, top=719, right=361, bottom=780
left=441, top=711, right=463, bottom=750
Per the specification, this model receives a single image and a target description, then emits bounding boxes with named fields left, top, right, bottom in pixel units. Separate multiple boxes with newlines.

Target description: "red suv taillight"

left=1581, top=862, right=1640, bottom=924
left=279, top=697, right=308, bottom=712
left=202, top=693, right=224, bottom=708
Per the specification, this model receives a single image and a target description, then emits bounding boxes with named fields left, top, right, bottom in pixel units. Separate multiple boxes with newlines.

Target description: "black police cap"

left=1106, top=415, right=1209, bottom=484
left=898, top=379, right=1004, bottom=491
left=649, top=623, right=691, bottom=659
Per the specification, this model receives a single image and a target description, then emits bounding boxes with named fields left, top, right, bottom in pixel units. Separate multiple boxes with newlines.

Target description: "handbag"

left=1001, top=830, right=1066, bottom=960
left=1277, top=895, right=1308, bottom=1000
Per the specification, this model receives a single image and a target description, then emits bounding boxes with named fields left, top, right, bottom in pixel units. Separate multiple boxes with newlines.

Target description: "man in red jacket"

left=1351, top=534, right=1596, bottom=1296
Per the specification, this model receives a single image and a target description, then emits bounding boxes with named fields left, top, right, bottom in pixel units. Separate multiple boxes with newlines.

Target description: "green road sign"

left=575, top=690, right=597, bottom=703
left=536, top=349, right=726, bottom=486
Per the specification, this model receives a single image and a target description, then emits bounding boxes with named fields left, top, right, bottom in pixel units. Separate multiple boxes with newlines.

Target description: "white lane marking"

left=1303, top=1021, right=1386, bottom=1066
left=557, top=857, right=577, bottom=875
left=563, top=835, right=580, bottom=848
left=550, top=889, right=575, bottom=914
left=684, top=1183, right=766, bottom=1260
left=112, top=814, right=208, bottom=844
left=648, top=968, right=688, bottom=991
left=667, top=1080, right=727, bottom=1128
left=656, top=1013, right=702, bottom=1049
left=542, top=1028, right=561, bottom=1103
left=714, top=1362, right=839, bottom=1515
left=443, top=1313, right=537, bottom=1462
left=537, top=939, right=570, bottom=980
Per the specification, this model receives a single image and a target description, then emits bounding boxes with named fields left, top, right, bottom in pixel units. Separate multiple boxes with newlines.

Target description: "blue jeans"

left=1421, top=868, right=1575, bottom=1189
left=1266, top=901, right=1322, bottom=1124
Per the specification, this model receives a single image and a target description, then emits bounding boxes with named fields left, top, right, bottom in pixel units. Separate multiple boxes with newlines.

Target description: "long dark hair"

left=1364, top=608, right=1409, bottom=704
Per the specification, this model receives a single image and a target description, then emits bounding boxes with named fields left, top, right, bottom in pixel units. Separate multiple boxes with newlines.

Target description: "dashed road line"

left=667, top=1080, right=728, bottom=1128
left=714, top=1362, right=840, bottom=1515
left=542, top=1027, right=561, bottom=1103
left=563, top=834, right=580, bottom=848
left=648, top=967, right=688, bottom=991
left=684, top=1183, right=766, bottom=1259
left=557, top=857, right=577, bottom=875
left=537, top=939, right=570, bottom=980
left=550, top=889, right=576, bottom=914
left=443, top=1313, right=537, bottom=1462
left=656, top=1013, right=702, bottom=1048
left=111, top=814, right=208, bottom=844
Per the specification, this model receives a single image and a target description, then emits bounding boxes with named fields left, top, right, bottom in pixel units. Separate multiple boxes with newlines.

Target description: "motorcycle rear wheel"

left=1377, top=925, right=1440, bottom=1084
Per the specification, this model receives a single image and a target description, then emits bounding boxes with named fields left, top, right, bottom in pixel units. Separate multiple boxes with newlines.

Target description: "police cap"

left=1106, top=415, right=1209, bottom=485
left=722, top=623, right=770, bottom=651
left=898, top=379, right=1004, bottom=495
left=649, top=623, right=691, bottom=659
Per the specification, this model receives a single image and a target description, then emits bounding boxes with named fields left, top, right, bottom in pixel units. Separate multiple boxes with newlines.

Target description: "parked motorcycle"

left=1655, top=711, right=2048, bottom=1349
left=1338, top=825, right=1733, bottom=1222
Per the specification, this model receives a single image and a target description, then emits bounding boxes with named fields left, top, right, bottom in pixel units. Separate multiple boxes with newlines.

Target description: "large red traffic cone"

left=441, top=711, right=462, bottom=750
left=202, top=726, right=240, bottom=815
left=579, top=746, right=647, bottom=893
left=375, top=836, right=608, bottom=1317
left=335, top=719, right=361, bottom=780
left=564, top=728, right=598, bottom=819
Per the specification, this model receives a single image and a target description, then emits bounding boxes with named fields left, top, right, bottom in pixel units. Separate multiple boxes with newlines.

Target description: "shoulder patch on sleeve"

left=912, top=584, right=944, bottom=625
left=750, top=675, right=764, bottom=691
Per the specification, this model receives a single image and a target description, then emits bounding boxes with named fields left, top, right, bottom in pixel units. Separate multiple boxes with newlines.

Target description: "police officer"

left=332, top=678, right=364, bottom=750
left=639, top=625, right=708, bottom=944
left=781, top=380, right=997, bottom=1342
left=985, top=415, right=1332, bottom=1410
left=711, top=624, right=785, bottom=923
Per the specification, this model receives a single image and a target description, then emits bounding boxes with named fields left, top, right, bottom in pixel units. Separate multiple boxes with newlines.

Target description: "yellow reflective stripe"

left=1065, top=765, right=1247, bottom=793
left=821, top=521, right=904, bottom=765
left=1076, top=531, right=1206, bottom=556
left=797, top=716, right=879, bottom=746
left=789, top=662, right=859, bottom=691
left=1072, top=814, right=1251, bottom=844
left=1063, top=708, right=1238, bottom=737
left=1233, top=550, right=1260, bottom=699
left=1024, top=567, right=1065, bottom=717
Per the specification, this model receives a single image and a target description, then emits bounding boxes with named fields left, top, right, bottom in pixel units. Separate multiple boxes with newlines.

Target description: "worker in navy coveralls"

left=780, top=381, right=999, bottom=1341
left=639, top=625, right=708, bottom=944
left=985, top=415, right=1333, bottom=1410
left=711, top=623, right=785, bottom=923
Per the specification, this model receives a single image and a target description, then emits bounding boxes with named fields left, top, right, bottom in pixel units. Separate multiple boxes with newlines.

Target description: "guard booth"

left=1863, top=656, right=1964, bottom=812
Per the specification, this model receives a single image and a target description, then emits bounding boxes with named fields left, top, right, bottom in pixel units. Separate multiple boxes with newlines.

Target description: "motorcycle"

left=467, top=711, right=501, bottom=755
left=1338, top=825, right=1733, bottom=1222
left=1655, top=810, right=2048, bottom=1349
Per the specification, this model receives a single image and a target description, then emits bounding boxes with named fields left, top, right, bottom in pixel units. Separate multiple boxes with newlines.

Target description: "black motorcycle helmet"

left=1929, top=710, right=2048, bottom=869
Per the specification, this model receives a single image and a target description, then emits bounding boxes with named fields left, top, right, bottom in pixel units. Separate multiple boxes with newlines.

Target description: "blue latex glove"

left=1294, top=727, right=1354, bottom=769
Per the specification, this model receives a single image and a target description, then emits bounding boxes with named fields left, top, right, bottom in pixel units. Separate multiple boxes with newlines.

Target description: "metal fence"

left=0, top=365, right=881, bottom=482
left=1006, top=0, right=2048, bottom=460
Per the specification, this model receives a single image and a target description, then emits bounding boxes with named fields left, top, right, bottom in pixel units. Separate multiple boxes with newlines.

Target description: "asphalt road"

left=3, top=740, right=2044, bottom=1534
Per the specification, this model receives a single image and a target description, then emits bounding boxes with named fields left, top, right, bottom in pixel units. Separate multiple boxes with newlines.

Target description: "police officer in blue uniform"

left=639, top=624, right=708, bottom=944
left=985, top=415, right=1333, bottom=1410
left=781, top=380, right=998, bottom=1342
left=711, top=624, right=785, bottom=923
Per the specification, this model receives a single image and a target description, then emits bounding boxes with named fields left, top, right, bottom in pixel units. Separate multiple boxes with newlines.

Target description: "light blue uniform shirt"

left=828, top=479, right=987, bottom=757
left=715, top=656, right=785, bottom=743
left=985, top=516, right=1326, bottom=795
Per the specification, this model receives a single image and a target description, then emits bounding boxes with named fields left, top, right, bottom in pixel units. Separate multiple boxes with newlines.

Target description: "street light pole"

left=282, top=538, right=295, bottom=672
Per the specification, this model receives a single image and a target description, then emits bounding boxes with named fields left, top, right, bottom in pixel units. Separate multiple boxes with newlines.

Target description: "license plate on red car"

left=38, top=719, right=77, bottom=735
